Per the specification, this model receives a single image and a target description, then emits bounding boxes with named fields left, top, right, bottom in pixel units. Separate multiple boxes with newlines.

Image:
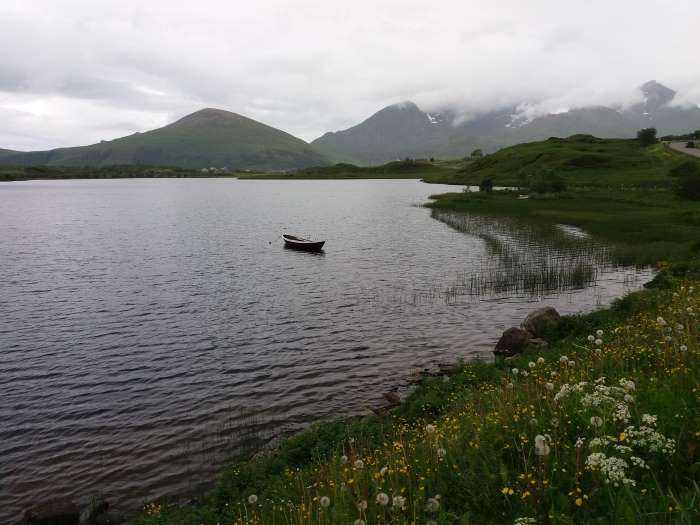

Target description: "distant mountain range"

left=0, top=109, right=327, bottom=170
left=2, top=81, right=699, bottom=169
left=312, top=81, right=700, bottom=164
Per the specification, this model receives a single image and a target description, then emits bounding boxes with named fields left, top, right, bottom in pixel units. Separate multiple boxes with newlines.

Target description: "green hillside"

left=450, top=135, right=682, bottom=188
left=2, top=109, right=329, bottom=170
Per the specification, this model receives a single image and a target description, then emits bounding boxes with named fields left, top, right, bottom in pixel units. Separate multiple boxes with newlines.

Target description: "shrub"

left=530, top=170, right=568, bottom=194
left=686, top=141, right=696, bottom=149
left=637, top=128, right=658, bottom=147
left=675, top=172, right=700, bottom=200
left=479, top=178, right=494, bottom=193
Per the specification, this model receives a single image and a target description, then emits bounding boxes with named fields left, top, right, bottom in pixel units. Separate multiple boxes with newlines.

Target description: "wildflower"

left=545, top=382, right=554, bottom=391
left=392, top=495, right=406, bottom=509
left=512, top=368, right=519, bottom=376
left=657, top=316, right=667, bottom=326
left=514, top=517, right=536, bottom=525
left=380, top=466, right=388, bottom=476
left=521, top=370, right=529, bottom=377
left=530, top=418, right=538, bottom=426
left=575, top=497, right=583, bottom=506
left=624, top=394, right=634, bottom=403
left=620, top=379, right=635, bottom=392
left=594, top=339, right=602, bottom=346
left=354, top=459, right=364, bottom=469
left=528, top=361, right=536, bottom=369
left=506, top=382, right=514, bottom=390
left=590, top=416, right=603, bottom=428
left=320, top=496, right=331, bottom=508
left=594, top=348, right=602, bottom=355
left=534, top=434, right=551, bottom=456
left=341, top=455, right=348, bottom=464
left=568, top=360, right=575, bottom=368
left=537, top=357, right=545, bottom=364
left=680, top=345, right=688, bottom=352
left=575, top=437, right=585, bottom=448
left=376, top=493, right=389, bottom=506
left=437, top=447, right=447, bottom=458
left=596, top=329, right=603, bottom=336
left=425, top=424, right=436, bottom=434
left=248, top=495, right=258, bottom=505
left=587, top=335, right=595, bottom=342
left=425, top=497, right=440, bottom=512
left=551, top=417, right=560, bottom=427
left=559, top=355, right=569, bottom=364
left=665, top=336, right=672, bottom=342
left=501, top=487, right=515, bottom=495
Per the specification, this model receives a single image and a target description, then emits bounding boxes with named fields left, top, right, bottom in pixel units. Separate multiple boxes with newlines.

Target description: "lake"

left=0, top=178, right=652, bottom=522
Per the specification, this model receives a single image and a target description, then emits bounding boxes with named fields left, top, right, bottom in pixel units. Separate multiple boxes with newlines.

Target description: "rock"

left=494, top=327, right=533, bottom=357
left=24, top=498, right=80, bottom=525
left=527, top=338, right=549, bottom=347
left=521, top=307, right=561, bottom=337
left=382, top=391, right=401, bottom=407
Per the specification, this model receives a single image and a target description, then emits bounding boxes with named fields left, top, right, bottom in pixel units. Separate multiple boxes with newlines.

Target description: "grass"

left=0, top=164, right=225, bottom=181
left=132, top=282, right=700, bottom=525
left=236, top=159, right=468, bottom=181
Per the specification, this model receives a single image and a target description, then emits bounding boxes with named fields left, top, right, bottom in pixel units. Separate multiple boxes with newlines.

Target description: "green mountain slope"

left=2, top=109, right=329, bottom=170
left=449, top=135, right=684, bottom=188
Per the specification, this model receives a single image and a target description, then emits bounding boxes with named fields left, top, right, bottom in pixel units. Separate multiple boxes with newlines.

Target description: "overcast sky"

left=1, top=0, right=698, bottom=151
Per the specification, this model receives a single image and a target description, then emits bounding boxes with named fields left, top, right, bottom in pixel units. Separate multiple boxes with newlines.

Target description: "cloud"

left=0, top=0, right=698, bottom=150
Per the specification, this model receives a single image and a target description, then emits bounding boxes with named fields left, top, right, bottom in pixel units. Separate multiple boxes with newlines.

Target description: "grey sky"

left=1, top=0, right=698, bottom=151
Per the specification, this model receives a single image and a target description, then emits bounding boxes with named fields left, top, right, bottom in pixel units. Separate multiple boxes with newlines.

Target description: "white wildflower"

left=425, top=424, right=436, bottom=434
left=545, top=382, right=554, bottom=391
left=680, top=345, right=688, bottom=352
left=590, top=416, right=603, bottom=428
left=595, top=339, right=602, bottom=346
left=248, top=495, right=258, bottom=504
left=657, top=316, right=667, bottom=326
left=392, top=495, right=406, bottom=509
left=380, top=466, right=388, bottom=476
left=587, top=335, right=595, bottom=342
left=437, top=447, right=447, bottom=458
left=425, top=497, right=440, bottom=512
left=506, top=382, right=514, bottom=390
left=559, top=355, right=569, bottom=364
left=341, top=455, right=348, bottom=464
left=596, top=329, right=604, bottom=336
left=537, top=357, right=545, bottom=365
left=354, top=459, right=364, bottom=469
left=320, top=496, right=331, bottom=508
left=512, top=368, right=519, bottom=376
left=534, top=434, right=551, bottom=457
left=528, top=361, right=536, bottom=369
left=376, top=493, right=389, bottom=506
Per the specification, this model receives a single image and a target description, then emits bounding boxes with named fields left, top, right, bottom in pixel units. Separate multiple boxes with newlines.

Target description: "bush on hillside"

left=637, top=127, right=658, bottom=146
left=669, top=161, right=700, bottom=200
left=529, top=169, right=568, bottom=194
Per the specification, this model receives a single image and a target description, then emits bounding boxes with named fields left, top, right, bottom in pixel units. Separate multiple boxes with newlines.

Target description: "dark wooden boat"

left=283, top=234, right=325, bottom=251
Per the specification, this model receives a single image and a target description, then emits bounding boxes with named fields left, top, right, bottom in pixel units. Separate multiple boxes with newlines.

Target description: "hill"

left=1, top=109, right=329, bottom=170
left=313, top=81, right=700, bottom=165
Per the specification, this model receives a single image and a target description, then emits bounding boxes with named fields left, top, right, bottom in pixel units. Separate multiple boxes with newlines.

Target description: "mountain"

left=2, top=109, right=329, bottom=170
left=312, top=81, right=700, bottom=165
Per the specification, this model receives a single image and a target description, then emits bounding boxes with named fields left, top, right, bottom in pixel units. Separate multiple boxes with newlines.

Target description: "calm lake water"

left=0, top=178, right=652, bottom=521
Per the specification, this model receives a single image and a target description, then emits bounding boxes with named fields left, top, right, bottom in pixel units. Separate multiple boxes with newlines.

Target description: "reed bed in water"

left=426, top=210, right=616, bottom=300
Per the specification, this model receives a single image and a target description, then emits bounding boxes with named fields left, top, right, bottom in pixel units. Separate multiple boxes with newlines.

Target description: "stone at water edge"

left=521, top=306, right=561, bottom=338
left=494, top=327, right=533, bottom=357
left=23, top=498, right=80, bottom=525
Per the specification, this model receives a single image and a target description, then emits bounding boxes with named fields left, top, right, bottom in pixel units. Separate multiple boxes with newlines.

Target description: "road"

left=669, top=141, right=700, bottom=158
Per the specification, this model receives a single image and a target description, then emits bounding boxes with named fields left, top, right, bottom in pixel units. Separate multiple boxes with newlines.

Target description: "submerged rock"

left=521, top=307, right=561, bottom=337
left=494, top=327, right=533, bottom=357
left=24, top=498, right=80, bottom=525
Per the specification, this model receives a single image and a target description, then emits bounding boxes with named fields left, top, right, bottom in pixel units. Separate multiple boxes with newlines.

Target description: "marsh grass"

left=422, top=210, right=620, bottom=301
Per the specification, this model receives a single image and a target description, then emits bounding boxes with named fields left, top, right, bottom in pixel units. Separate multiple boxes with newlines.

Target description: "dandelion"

left=425, top=497, right=440, bottom=512
left=587, top=335, right=595, bottom=342
left=425, top=424, right=436, bottom=434
left=512, top=368, right=519, bottom=376
left=596, top=329, right=604, bottom=336
left=590, top=416, right=603, bottom=428
left=354, top=459, right=364, bottom=469
left=534, top=434, right=551, bottom=456
left=657, top=316, right=667, bottom=326
left=624, top=394, right=634, bottom=403
left=392, top=495, right=406, bottom=509
left=320, top=496, right=331, bottom=508
left=341, top=455, right=348, bottom=464
left=528, top=361, right=536, bottom=369
left=595, top=339, right=602, bottom=346
left=376, top=493, right=389, bottom=506
left=621, top=379, right=635, bottom=392
left=568, top=360, right=575, bottom=368
left=545, top=382, right=554, bottom=391
left=537, top=357, right=545, bottom=365
left=379, top=466, right=388, bottom=476
left=248, top=494, right=258, bottom=505
left=559, top=355, right=569, bottom=364
left=530, top=418, right=538, bottom=426
left=680, top=344, right=688, bottom=352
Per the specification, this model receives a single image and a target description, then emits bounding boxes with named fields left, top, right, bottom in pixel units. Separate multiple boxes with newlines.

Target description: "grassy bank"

left=236, top=159, right=467, bottom=181
left=133, top=282, right=699, bottom=525
left=0, top=164, right=220, bottom=181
